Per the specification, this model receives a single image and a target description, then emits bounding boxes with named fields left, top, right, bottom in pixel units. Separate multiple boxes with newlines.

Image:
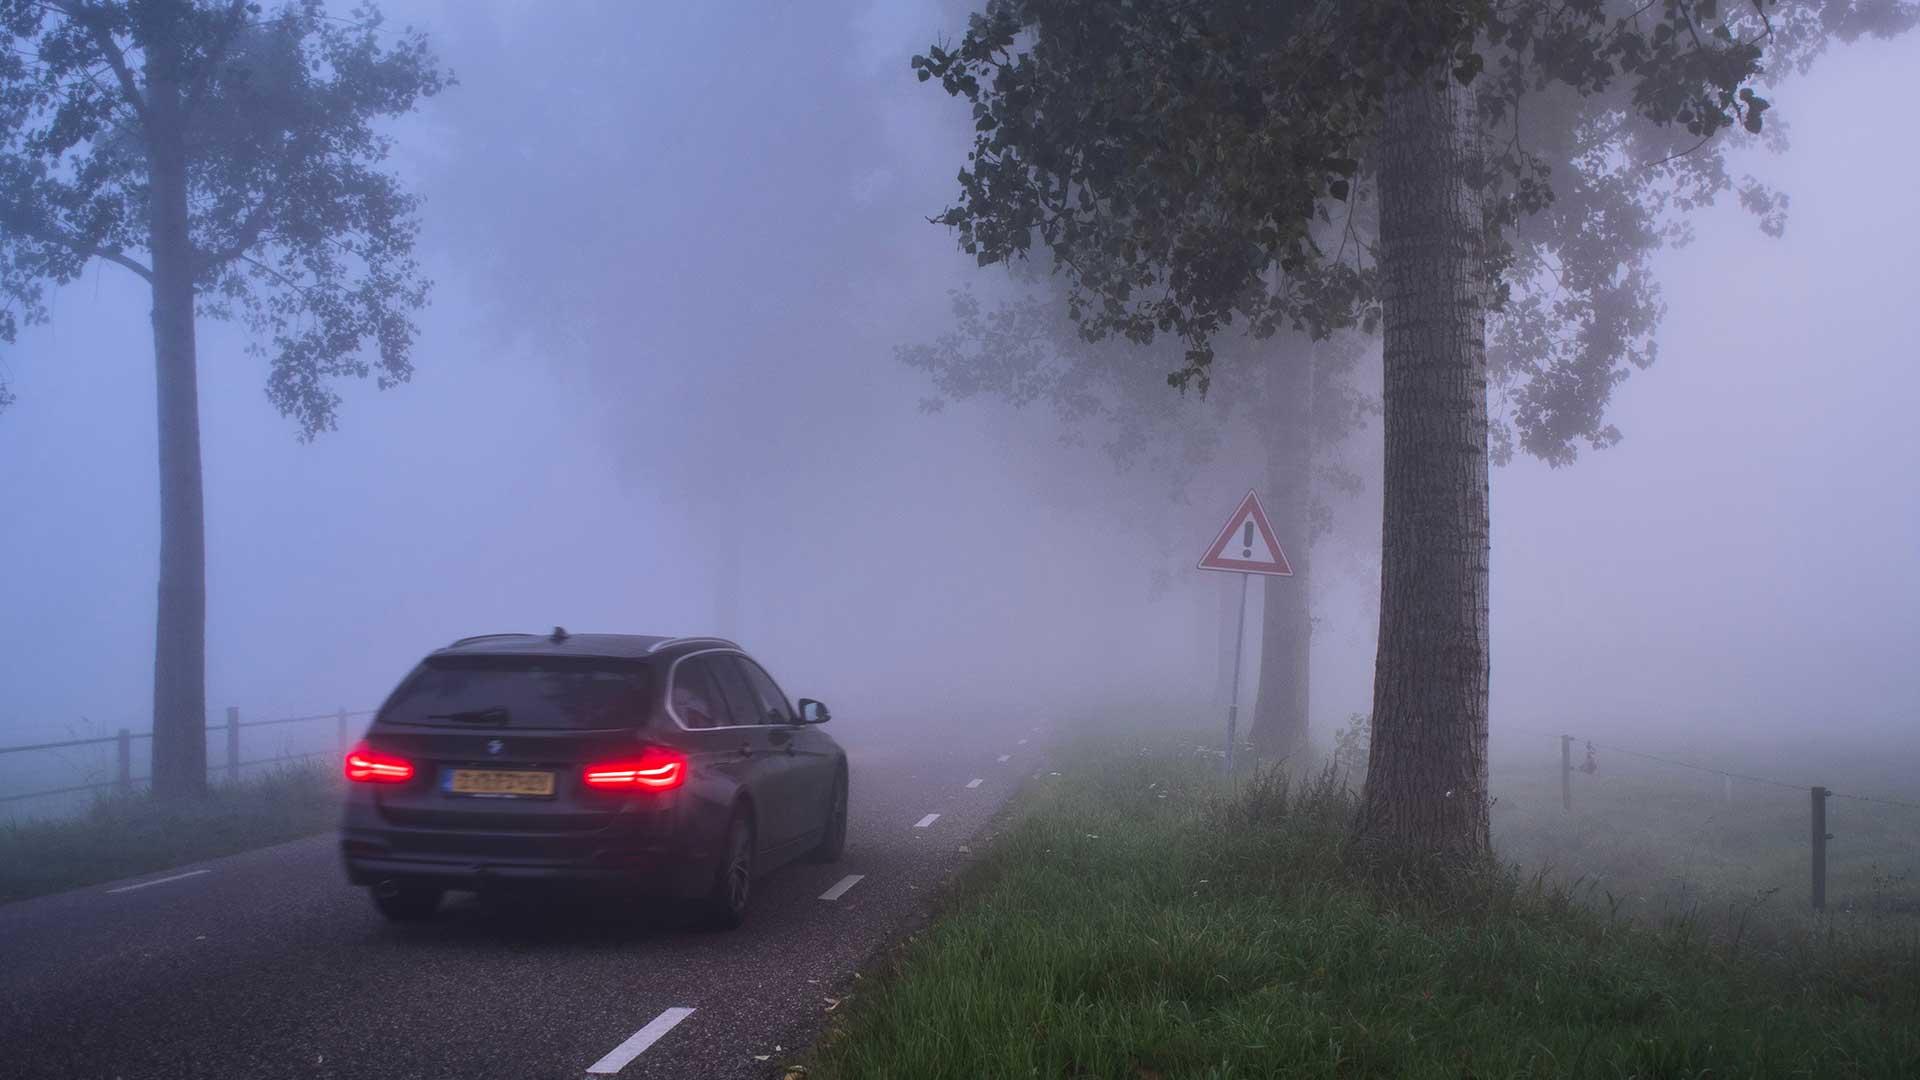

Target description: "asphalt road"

left=0, top=718, right=1052, bottom=1080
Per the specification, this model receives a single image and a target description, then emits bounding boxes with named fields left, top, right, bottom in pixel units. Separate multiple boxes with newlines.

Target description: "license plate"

left=444, top=768, right=556, bottom=797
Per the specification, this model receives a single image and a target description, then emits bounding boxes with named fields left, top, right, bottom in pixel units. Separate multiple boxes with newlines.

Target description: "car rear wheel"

left=700, top=809, right=754, bottom=930
left=371, top=882, right=444, bottom=922
left=808, top=768, right=848, bottom=863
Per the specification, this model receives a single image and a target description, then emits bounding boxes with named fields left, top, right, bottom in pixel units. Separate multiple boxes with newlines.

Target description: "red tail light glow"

left=583, top=747, right=686, bottom=791
left=345, top=745, right=415, bottom=784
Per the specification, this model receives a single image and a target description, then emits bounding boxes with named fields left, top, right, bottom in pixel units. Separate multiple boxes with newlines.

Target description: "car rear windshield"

left=377, top=656, right=655, bottom=730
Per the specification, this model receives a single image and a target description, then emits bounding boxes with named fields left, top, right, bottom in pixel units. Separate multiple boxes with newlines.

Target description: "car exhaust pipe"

left=373, top=879, right=404, bottom=900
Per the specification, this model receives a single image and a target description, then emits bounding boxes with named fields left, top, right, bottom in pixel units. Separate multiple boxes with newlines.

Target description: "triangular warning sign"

left=1198, top=491, right=1294, bottom=576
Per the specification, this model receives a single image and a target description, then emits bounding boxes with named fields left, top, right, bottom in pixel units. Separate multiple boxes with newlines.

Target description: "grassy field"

left=0, top=760, right=343, bottom=903
left=802, top=731, right=1920, bottom=1079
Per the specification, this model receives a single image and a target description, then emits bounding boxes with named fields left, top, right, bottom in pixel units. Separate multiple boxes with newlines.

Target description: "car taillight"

left=345, top=744, right=415, bottom=784
left=583, top=748, right=686, bottom=792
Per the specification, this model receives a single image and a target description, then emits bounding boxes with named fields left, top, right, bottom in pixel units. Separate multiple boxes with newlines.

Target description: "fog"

left=1, top=1, right=1916, bottom=782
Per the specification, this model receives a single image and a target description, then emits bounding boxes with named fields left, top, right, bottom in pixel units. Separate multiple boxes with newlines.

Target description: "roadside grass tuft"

left=0, top=761, right=342, bottom=903
left=804, top=734, right=1920, bottom=1079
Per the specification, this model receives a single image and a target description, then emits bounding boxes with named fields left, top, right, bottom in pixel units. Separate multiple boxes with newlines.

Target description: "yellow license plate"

left=445, top=769, right=556, bottom=797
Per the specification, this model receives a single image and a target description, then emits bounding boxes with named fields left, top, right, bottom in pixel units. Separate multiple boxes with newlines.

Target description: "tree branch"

left=198, top=126, right=319, bottom=273
left=1642, top=132, right=1713, bottom=170
left=197, top=190, right=275, bottom=272
left=52, top=0, right=149, bottom=129
left=2, top=209, right=153, bottom=281
left=236, top=251, right=314, bottom=299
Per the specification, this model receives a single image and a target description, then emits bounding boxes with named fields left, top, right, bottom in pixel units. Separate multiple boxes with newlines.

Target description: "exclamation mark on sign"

left=1241, top=522, right=1253, bottom=559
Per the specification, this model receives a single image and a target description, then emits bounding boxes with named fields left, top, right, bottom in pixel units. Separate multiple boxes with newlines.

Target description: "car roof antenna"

left=550, top=625, right=570, bottom=642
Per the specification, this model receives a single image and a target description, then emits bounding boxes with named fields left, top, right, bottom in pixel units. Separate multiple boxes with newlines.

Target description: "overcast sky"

left=0, top=3, right=1914, bottom=772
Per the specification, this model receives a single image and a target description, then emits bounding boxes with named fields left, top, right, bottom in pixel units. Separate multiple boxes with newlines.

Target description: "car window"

left=670, top=657, right=733, bottom=730
left=378, top=657, right=654, bottom=730
left=737, top=658, right=796, bottom=724
left=710, top=655, right=770, bottom=729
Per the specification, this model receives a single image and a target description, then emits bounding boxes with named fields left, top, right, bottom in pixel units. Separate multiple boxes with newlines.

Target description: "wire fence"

left=0, top=707, right=375, bottom=808
left=1501, top=723, right=1920, bottom=910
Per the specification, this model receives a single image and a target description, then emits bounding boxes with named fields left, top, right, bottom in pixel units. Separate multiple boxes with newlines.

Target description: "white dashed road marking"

left=105, top=869, right=210, bottom=895
left=1018, top=738, right=1029, bottom=745
left=819, top=874, right=866, bottom=901
left=586, top=1007, right=696, bottom=1074
left=997, top=754, right=1011, bottom=763
left=914, top=813, right=940, bottom=828
left=966, top=778, right=983, bottom=789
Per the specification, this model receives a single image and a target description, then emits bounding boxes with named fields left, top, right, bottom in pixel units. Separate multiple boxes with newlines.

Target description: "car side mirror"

left=798, top=698, right=831, bottom=724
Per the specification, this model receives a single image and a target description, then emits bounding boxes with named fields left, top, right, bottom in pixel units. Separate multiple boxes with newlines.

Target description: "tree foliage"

left=914, top=0, right=1916, bottom=465
left=0, top=0, right=450, bottom=435
left=900, top=279, right=1372, bottom=539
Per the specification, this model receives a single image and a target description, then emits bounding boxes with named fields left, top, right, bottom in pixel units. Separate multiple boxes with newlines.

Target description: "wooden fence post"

left=226, top=706, right=241, bottom=785
left=1811, top=785, right=1829, bottom=911
left=1561, top=735, right=1572, bottom=812
left=116, top=729, right=131, bottom=793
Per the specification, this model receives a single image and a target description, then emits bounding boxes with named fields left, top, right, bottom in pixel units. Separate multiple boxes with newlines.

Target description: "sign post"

left=1197, top=491, right=1294, bottom=774
left=1223, top=571, right=1250, bottom=775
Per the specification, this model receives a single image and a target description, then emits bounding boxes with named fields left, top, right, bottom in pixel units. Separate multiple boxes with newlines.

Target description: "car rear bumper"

left=341, top=832, right=712, bottom=898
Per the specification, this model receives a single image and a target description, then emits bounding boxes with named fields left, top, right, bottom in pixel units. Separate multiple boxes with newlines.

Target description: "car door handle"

left=736, top=741, right=754, bottom=757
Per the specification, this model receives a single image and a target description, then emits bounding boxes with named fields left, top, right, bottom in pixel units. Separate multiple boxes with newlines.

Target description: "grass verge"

left=803, top=734, right=1920, bottom=1079
left=0, top=761, right=342, bottom=904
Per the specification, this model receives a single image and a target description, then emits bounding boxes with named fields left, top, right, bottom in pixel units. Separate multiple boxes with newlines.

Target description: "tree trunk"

left=1248, top=344, right=1313, bottom=761
left=146, top=61, right=209, bottom=799
left=1352, top=68, right=1492, bottom=863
